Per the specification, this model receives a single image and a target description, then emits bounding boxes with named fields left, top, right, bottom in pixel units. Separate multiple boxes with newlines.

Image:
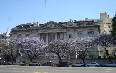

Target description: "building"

left=9, top=12, right=115, bottom=63
left=85, top=12, right=112, bottom=34
left=84, top=12, right=114, bottom=58
left=10, top=20, right=99, bottom=56
left=10, top=21, right=100, bottom=44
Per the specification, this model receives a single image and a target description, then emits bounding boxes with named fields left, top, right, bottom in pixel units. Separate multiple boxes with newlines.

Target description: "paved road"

left=0, top=65, right=116, bottom=73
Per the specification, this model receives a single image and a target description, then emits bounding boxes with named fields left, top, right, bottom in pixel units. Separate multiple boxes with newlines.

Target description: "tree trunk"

left=29, top=58, right=33, bottom=62
left=105, top=48, right=113, bottom=63
left=82, top=58, right=85, bottom=67
left=108, top=56, right=113, bottom=64
left=13, top=58, right=17, bottom=64
left=56, top=53, right=62, bottom=63
left=10, top=54, right=14, bottom=64
left=81, top=53, right=87, bottom=67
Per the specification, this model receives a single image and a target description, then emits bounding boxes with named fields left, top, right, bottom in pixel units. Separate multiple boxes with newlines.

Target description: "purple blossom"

left=96, top=33, right=113, bottom=46
left=16, top=37, right=46, bottom=62
left=17, top=37, right=46, bottom=51
left=70, top=36, right=96, bottom=51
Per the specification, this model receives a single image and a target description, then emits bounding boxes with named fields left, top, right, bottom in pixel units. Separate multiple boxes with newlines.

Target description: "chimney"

left=70, top=19, right=71, bottom=22
left=85, top=18, right=88, bottom=21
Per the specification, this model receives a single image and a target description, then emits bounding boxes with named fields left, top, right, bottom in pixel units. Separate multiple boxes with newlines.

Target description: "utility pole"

left=45, top=0, right=46, bottom=8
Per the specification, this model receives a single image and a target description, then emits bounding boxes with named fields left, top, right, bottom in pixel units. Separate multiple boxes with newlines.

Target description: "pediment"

left=40, top=23, right=66, bottom=29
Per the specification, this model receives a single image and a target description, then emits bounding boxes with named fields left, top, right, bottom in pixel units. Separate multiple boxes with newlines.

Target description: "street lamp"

left=75, top=50, right=78, bottom=59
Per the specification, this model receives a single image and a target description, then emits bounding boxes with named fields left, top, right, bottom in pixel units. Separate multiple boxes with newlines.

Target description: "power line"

left=45, top=0, right=46, bottom=8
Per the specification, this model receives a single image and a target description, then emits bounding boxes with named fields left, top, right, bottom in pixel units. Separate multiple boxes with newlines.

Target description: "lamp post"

left=75, top=49, right=78, bottom=59
left=0, top=57, right=1, bottom=64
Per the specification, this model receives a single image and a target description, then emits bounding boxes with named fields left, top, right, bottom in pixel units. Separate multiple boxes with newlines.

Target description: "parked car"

left=86, top=62, right=100, bottom=67
left=42, top=62, right=56, bottom=66
left=2, top=62, right=12, bottom=65
left=29, top=62, right=41, bottom=66
left=15, top=62, right=25, bottom=66
left=58, top=62, right=69, bottom=67
left=72, top=62, right=84, bottom=67
left=103, top=63, right=116, bottom=67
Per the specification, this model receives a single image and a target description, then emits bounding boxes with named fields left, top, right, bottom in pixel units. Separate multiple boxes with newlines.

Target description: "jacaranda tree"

left=1, top=38, right=20, bottom=64
left=0, top=39, right=6, bottom=56
left=96, top=33, right=114, bottom=63
left=71, top=36, right=96, bottom=66
left=47, top=36, right=96, bottom=64
left=17, top=37, right=46, bottom=62
left=111, top=14, right=116, bottom=41
left=9, top=39, right=20, bottom=63
left=47, top=39, right=73, bottom=63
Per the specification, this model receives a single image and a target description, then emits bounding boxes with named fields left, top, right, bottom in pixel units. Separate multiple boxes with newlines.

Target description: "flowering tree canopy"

left=70, top=36, right=96, bottom=65
left=0, top=39, right=6, bottom=55
left=71, top=36, right=95, bottom=51
left=96, top=33, right=115, bottom=63
left=95, top=33, right=113, bottom=46
left=47, top=36, right=96, bottom=63
left=47, top=39, right=73, bottom=62
left=17, top=37, right=46, bottom=62
left=1, top=38, right=20, bottom=63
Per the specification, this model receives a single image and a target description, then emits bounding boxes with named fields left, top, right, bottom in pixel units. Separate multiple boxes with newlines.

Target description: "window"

left=112, top=48, right=116, bottom=56
left=25, top=34, right=30, bottom=37
left=57, top=32, right=64, bottom=40
left=77, top=31, right=82, bottom=37
left=48, top=33, right=55, bottom=43
left=40, top=33, right=47, bottom=42
left=68, top=34, right=72, bottom=38
left=87, top=31, right=94, bottom=35
left=18, top=34, right=22, bottom=38
left=106, top=23, right=111, bottom=24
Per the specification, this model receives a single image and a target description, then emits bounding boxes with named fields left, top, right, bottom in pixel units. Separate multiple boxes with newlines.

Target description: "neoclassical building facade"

left=10, top=20, right=100, bottom=58
left=10, top=21, right=100, bottom=44
left=10, top=12, right=114, bottom=61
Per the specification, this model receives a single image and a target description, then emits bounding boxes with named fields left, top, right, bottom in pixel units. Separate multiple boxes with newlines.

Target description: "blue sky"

left=0, top=0, right=116, bottom=33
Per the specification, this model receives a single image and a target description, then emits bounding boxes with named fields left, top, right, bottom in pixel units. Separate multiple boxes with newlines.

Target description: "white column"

left=46, top=33, right=48, bottom=45
left=64, top=32, right=67, bottom=39
left=55, top=32, right=57, bottom=40
left=38, top=33, right=40, bottom=39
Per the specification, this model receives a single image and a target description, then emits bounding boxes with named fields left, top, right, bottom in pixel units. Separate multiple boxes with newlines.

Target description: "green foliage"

left=111, top=14, right=116, bottom=38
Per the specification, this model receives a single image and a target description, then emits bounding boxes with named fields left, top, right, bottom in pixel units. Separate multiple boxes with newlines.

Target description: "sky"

left=0, top=0, right=116, bottom=33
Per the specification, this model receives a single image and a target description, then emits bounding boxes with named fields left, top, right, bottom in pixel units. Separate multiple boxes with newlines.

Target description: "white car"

left=86, top=62, right=100, bottom=67
left=103, top=63, right=116, bottom=67
left=72, top=62, right=84, bottom=67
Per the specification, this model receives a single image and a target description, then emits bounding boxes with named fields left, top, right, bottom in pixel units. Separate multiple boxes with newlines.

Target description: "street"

left=0, top=65, right=116, bottom=73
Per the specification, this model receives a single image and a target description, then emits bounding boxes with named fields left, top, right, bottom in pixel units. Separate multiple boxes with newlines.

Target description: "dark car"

left=42, top=62, right=56, bottom=66
left=29, top=62, right=41, bottom=66
left=58, top=62, right=69, bottom=67
left=2, top=62, right=12, bottom=65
